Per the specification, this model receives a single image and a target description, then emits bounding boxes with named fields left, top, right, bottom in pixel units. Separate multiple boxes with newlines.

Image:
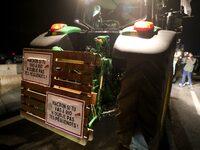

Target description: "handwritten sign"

left=46, top=92, right=85, bottom=138
left=22, top=51, right=52, bottom=87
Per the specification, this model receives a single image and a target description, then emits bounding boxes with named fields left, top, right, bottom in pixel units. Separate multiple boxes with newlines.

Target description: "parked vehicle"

left=0, top=51, right=22, bottom=64
left=0, top=53, right=7, bottom=64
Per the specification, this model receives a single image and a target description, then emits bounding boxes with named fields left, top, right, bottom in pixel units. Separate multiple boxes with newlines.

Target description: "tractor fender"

left=113, top=30, right=176, bottom=59
left=30, top=26, right=81, bottom=50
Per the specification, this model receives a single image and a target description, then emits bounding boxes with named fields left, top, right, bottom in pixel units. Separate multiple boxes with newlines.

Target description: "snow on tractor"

left=21, top=0, right=179, bottom=149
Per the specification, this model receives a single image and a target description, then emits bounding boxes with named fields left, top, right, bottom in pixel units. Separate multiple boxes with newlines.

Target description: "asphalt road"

left=0, top=115, right=118, bottom=150
left=0, top=80, right=200, bottom=150
left=170, top=80, right=200, bottom=150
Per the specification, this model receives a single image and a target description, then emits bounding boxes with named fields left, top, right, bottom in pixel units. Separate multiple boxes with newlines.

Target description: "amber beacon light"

left=134, top=21, right=154, bottom=32
left=50, top=23, right=66, bottom=32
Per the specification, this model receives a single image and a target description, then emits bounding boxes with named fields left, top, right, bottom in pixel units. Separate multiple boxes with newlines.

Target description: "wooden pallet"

left=21, top=48, right=101, bottom=145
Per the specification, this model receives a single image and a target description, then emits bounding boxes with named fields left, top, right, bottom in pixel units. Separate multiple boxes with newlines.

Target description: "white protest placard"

left=22, top=51, right=52, bottom=87
left=45, top=92, right=85, bottom=138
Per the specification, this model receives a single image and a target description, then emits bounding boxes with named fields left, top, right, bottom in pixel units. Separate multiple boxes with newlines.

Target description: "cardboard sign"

left=46, top=92, right=85, bottom=138
left=22, top=51, right=52, bottom=87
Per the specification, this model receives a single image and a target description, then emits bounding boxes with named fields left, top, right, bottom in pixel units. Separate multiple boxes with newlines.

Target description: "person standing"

left=172, top=49, right=182, bottom=82
left=179, top=52, right=196, bottom=88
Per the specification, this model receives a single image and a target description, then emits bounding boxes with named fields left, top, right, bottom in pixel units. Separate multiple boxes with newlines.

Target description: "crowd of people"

left=173, top=50, right=197, bottom=88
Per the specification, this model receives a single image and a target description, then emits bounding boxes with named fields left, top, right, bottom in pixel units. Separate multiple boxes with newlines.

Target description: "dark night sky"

left=0, top=0, right=200, bottom=54
left=1, top=0, right=77, bottom=54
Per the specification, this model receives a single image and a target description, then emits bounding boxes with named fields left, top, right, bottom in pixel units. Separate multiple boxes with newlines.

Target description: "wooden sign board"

left=22, top=51, right=52, bottom=87
left=46, top=92, right=85, bottom=138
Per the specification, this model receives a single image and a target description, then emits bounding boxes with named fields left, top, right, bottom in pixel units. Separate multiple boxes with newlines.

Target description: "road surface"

left=0, top=80, right=200, bottom=150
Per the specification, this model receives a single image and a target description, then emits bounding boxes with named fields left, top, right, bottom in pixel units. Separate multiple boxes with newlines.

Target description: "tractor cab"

left=75, top=0, right=147, bottom=30
left=30, top=0, right=152, bottom=53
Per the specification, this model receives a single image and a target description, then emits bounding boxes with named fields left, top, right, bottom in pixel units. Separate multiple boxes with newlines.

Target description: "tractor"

left=21, top=0, right=180, bottom=149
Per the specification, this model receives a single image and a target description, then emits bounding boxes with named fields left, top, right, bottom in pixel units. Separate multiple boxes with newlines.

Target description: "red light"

left=134, top=21, right=154, bottom=32
left=50, top=23, right=65, bottom=32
